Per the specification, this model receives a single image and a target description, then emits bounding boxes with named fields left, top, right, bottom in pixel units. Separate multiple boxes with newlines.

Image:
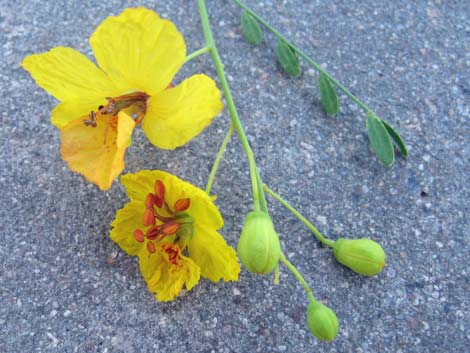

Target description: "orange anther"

left=145, top=193, right=156, bottom=208
left=154, top=180, right=165, bottom=199
left=174, top=198, right=190, bottom=212
left=162, top=222, right=181, bottom=235
left=155, top=196, right=163, bottom=208
left=134, top=229, right=145, bottom=243
left=147, top=241, right=156, bottom=254
left=142, top=208, right=156, bottom=226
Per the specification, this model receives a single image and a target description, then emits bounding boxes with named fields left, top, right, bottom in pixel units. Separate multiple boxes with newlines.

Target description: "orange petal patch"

left=60, top=111, right=135, bottom=190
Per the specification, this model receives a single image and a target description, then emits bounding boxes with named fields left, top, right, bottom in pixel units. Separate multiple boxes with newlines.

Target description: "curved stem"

left=232, top=0, right=372, bottom=114
left=184, top=46, right=211, bottom=64
left=263, top=184, right=335, bottom=248
left=205, top=123, right=235, bottom=194
left=280, top=252, right=315, bottom=303
left=198, top=0, right=262, bottom=211
left=256, top=168, right=268, bottom=212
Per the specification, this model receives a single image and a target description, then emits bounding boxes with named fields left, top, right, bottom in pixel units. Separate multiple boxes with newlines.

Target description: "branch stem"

left=205, top=123, right=235, bottom=194
left=198, top=0, right=263, bottom=211
left=232, top=0, right=372, bottom=114
left=263, top=184, right=335, bottom=247
left=280, top=252, right=315, bottom=303
left=184, top=46, right=211, bottom=64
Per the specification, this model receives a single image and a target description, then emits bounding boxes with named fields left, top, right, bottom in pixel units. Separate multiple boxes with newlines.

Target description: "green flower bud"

left=237, top=211, right=281, bottom=274
left=306, top=301, right=339, bottom=342
left=333, top=238, right=386, bottom=276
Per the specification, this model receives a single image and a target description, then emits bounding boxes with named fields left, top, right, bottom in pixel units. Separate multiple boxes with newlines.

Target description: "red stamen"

left=147, top=241, right=156, bottom=254
left=165, top=247, right=179, bottom=264
left=146, top=225, right=161, bottom=240
left=174, top=198, right=190, bottom=212
left=155, top=180, right=165, bottom=200
left=155, top=196, right=163, bottom=208
left=134, top=229, right=145, bottom=243
left=142, top=208, right=156, bottom=226
left=145, top=193, right=156, bottom=208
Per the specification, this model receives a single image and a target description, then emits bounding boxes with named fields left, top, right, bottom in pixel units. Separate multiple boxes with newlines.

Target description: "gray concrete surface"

left=1, top=0, right=469, bottom=352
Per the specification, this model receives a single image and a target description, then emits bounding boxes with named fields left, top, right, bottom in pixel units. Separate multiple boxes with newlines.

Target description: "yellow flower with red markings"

left=21, top=8, right=223, bottom=190
left=110, top=170, right=240, bottom=301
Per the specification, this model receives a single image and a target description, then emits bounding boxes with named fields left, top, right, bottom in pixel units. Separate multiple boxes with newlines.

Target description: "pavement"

left=1, top=0, right=469, bottom=352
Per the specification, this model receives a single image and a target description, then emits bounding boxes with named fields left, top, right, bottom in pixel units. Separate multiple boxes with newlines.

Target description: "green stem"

left=263, top=184, right=335, bottom=248
left=198, top=0, right=262, bottom=211
left=233, top=0, right=372, bottom=114
left=280, top=252, right=315, bottom=303
left=256, top=168, right=268, bottom=212
left=205, top=123, right=235, bottom=194
left=184, top=46, right=211, bottom=64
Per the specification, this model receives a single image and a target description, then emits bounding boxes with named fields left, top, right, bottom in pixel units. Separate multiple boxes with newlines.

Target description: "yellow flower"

left=110, top=170, right=240, bottom=301
left=21, top=8, right=223, bottom=190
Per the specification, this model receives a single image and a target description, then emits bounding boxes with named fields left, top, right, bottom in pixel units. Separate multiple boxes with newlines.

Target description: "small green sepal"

left=380, top=119, right=408, bottom=157
left=241, top=11, right=263, bottom=45
left=318, top=73, right=339, bottom=115
left=366, top=112, right=395, bottom=167
left=275, top=40, right=301, bottom=77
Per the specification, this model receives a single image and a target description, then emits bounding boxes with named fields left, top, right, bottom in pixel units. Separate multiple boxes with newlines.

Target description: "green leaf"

left=275, top=40, right=301, bottom=77
left=366, top=112, right=395, bottom=167
left=241, top=11, right=263, bottom=45
left=380, top=119, right=408, bottom=157
left=318, top=73, right=339, bottom=115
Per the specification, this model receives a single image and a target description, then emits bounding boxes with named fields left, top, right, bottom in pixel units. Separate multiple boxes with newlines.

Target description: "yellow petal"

left=110, top=201, right=144, bottom=256
left=142, top=74, right=223, bottom=149
left=51, top=98, right=109, bottom=129
left=60, top=111, right=135, bottom=190
left=138, top=244, right=200, bottom=302
left=22, top=46, right=118, bottom=101
left=188, top=226, right=240, bottom=282
left=90, top=7, right=186, bottom=95
left=121, top=170, right=223, bottom=229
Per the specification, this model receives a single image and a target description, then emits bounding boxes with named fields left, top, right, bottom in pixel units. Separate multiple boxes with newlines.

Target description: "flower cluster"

left=22, top=7, right=222, bottom=190
left=22, top=4, right=389, bottom=346
left=111, top=170, right=239, bottom=301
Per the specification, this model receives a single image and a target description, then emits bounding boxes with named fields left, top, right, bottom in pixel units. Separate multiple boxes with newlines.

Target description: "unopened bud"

left=237, top=211, right=281, bottom=274
left=333, top=238, right=386, bottom=276
left=306, top=301, right=339, bottom=342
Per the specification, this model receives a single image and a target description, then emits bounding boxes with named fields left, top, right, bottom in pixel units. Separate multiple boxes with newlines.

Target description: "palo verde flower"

left=110, top=170, right=240, bottom=301
left=21, top=8, right=223, bottom=190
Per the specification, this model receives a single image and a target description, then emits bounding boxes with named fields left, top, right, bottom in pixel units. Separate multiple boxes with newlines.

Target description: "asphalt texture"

left=1, top=0, right=469, bottom=352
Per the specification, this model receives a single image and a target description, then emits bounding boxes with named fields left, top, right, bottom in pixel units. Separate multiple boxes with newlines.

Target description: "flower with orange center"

left=110, top=170, right=240, bottom=301
left=21, top=8, right=223, bottom=190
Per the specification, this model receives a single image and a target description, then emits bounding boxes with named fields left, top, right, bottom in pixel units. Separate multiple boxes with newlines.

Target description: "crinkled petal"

left=138, top=244, right=200, bottom=302
left=121, top=170, right=223, bottom=229
left=90, top=7, right=186, bottom=95
left=142, top=74, right=223, bottom=149
left=188, top=226, right=240, bottom=282
left=21, top=46, right=118, bottom=101
left=110, top=201, right=144, bottom=256
left=60, top=111, right=135, bottom=190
